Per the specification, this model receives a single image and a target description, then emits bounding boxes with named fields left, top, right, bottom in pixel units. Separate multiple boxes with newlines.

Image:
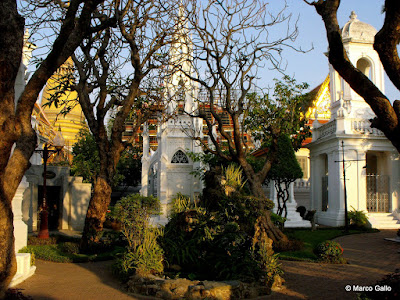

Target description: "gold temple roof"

left=40, top=58, right=88, bottom=149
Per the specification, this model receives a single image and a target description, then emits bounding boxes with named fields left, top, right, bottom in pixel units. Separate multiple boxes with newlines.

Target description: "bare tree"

left=304, top=0, right=400, bottom=153
left=0, top=0, right=109, bottom=294
left=179, top=0, right=303, bottom=244
left=46, top=0, right=185, bottom=249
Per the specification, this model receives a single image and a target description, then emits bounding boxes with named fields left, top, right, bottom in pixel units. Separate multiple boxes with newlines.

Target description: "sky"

left=258, top=0, right=400, bottom=101
left=26, top=0, right=399, bottom=103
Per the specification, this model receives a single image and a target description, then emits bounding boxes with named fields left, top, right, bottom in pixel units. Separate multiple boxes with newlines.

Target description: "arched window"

left=356, top=58, right=372, bottom=79
left=171, top=150, right=189, bottom=163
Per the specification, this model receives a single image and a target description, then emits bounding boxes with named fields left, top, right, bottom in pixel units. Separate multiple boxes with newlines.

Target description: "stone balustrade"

left=351, top=119, right=384, bottom=136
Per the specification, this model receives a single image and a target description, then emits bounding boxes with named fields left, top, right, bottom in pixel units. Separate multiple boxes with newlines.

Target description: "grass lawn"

left=278, top=227, right=378, bottom=261
left=19, top=233, right=124, bottom=263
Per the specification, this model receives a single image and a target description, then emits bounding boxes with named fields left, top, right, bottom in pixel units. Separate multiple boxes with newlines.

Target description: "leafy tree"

left=304, top=0, right=400, bottom=153
left=0, top=0, right=108, bottom=294
left=71, top=129, right=142, bottom=188
left=116, top=145, right=142, bottom=188
left=245, top=76, right=311, bottom=151
left=42, top=0, right=187, bottom=249
left=179, top=1, right=310, bottom=245
left=71, top=129, right=100, bottom=184
left=267, top=135, right=303, bottom=218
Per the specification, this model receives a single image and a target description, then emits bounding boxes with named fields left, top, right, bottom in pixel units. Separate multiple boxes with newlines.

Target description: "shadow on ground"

left=16, top=230, right=400, bottom=300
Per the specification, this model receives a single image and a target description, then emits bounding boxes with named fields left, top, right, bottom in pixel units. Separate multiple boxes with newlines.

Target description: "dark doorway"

left=38, top=186, right=62, bottom=230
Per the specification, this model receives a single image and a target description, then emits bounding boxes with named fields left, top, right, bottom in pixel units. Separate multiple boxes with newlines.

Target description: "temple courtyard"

left=13, top=229, right=399, bottom=300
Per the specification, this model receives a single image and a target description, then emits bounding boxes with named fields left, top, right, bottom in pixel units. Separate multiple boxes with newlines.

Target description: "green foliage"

left=113, top=194, right=163, bottom=278
left=20, top=245, right=73, bottom=263
left=114, top=227, right=164, bottom=280
left=223, top=164, right=246, bottom=191
left=314, top=240, right=345, bottom=263
left=59, top=242, right=80, bottom=254
left=30, top=252, right=36, bottom=266
left=28, top=236, right=59, bottom=245
left=169, top=193, right=192, bottom=217
left=187, top=151, right=232, bottom=180
left=71, top=129, right=142, bottom=187
left=267, top=135, right=303, bottom=218
left=267, top=135, right=303, bottom=182
left=71, top=129, right=100, bottom=184
left=116, top=146, right=142, bottom=187
left=270, top=213, right=286, bottom=230
left=19, top=242, right=123, bottom=263
left=244, top=75, right=311, bottom=151
left=348, top=206, right=369, bottom=228
left=161, top=167, right=275, bottom=282
left=256, top=239, right=283, bottom=285
left=278, top=228, right=377, bottom=262
left=114, top=194, right=160, bottom=248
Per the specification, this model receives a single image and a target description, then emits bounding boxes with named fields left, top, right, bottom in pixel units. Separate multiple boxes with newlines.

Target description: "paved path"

left=15, top=230, right=400, bottom=299
left=270, top=229, right=400, bottom=299
left=14, top=260, right=150, bottom=300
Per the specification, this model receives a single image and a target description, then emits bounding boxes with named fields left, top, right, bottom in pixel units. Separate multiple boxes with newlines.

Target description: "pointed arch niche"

left=171, top=150, right=189, bottom=164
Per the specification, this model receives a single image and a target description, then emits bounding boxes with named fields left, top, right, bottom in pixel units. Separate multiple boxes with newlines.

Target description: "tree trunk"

left=0, top=1, right=25, bottom=296
left=80, top=176, right=112, bottom=251
left=245, top=172, right=290, bottom=247
left=0, top=198, right=17, bottom=298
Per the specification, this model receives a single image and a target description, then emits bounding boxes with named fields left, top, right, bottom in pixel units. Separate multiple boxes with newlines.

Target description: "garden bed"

left=19, top=233, right=124, bottom=263
left=127, top=273, right=283, bottom=300
left=278, top=227, right=378, bottom=262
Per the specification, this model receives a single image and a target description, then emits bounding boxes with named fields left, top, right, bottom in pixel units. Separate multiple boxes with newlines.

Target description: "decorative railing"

left=351, top=119, right=384, bottom=136
left=317, top=121, right=336, bottom=139
left=293, top=179, right=310, bottom=189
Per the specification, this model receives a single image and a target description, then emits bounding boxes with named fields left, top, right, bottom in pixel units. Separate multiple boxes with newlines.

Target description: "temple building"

left=140, top=12, right=204, bottom=224
left=140, top=11, right=400, bottom=229
left=40, top=58, right=88, bottom=150
left=306, top=12, right=400, bottom=228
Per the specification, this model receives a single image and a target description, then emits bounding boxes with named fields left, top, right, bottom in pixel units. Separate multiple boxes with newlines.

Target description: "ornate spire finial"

left=350, top=11, right=357, bottom=21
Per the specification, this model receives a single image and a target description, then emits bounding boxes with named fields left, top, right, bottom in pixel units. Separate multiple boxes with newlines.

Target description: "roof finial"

left=350, top=11, right=357, bottom=21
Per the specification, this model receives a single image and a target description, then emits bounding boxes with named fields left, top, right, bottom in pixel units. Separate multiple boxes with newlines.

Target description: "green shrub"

left=256, top=239, right=283, bottom=286
left=223, top=164, right=246, bottom=192
left=19, top=245, right=72, bottom=263
left=114, top=194, right=160, bottom=247
left=19, top=242, right=123, bottom=263
left=115, top=227, right=164, bottom=278
left=348, top=206, right=368, bottom=228
left=270, top=213, right=286, bottom=231
left=59, top=242, right=80, bottom=254
left=113, top=194, right=163, bottom=278
left=28, top=236, right=58, bottom=245
left=160, top=165, right=289, bottom=285
left=169, top=193, right=192, bottom=217
left=30, top=253, right=35, bottom=266
left=314, top=240, right=345, bottom=263
left=161, top=166, right=276, bottom=282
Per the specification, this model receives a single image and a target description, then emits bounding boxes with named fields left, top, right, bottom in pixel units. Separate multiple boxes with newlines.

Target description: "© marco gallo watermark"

left=345, top=285, right=392, bottom=292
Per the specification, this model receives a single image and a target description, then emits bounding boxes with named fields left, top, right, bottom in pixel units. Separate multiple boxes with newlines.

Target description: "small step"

left=367, top=213, right=400, bottom=229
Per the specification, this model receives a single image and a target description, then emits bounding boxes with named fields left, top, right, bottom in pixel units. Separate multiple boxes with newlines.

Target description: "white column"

left=357, top=151, right=367, bottom=212
left=13, top=177, right=29, bottom=252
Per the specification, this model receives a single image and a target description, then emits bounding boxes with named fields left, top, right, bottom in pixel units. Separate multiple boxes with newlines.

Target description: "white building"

left=140, top=13, right=204, bottom=224
left=307, top=12, right=400, bottom=228
left=141, top=11, right=400, bottom=229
